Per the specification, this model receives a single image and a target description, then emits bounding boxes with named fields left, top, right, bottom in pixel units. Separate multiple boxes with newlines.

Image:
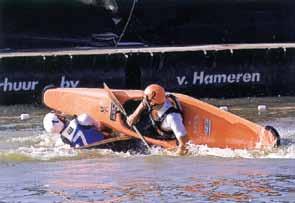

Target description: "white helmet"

left=43, top=112, right=65, bottom=133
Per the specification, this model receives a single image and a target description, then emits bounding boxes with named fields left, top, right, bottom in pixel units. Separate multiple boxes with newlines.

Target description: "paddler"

left=43, top=112, right=105, bottom=148
left=127, top=84, right=188, bottom=155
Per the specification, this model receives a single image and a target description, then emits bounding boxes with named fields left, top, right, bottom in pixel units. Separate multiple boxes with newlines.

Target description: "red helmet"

left=144, top=84, right=166, bottom=105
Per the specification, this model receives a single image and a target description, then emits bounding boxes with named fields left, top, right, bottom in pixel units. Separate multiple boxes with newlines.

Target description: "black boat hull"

left=1, top=0, right=295, bottom=49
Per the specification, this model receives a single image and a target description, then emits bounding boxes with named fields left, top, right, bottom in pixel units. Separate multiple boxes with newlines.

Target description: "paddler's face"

left=152, top=103, right=163, bottom=110
left=55, top=113, right=66, bottom=124
left=143, top=95, right=163, bottom=110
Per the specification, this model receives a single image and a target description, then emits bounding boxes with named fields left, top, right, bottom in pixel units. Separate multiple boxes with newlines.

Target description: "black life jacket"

left=146, top=94, right=183, bottom=139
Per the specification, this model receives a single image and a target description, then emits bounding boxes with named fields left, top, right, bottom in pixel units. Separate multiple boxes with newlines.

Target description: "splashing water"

left=0, top=98, right=295, bottom=162
left=1, top=123, right=295, bottom=161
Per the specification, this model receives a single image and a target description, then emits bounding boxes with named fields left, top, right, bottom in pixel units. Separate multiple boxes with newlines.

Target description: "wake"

left=1, top=116, right=294, bottom=161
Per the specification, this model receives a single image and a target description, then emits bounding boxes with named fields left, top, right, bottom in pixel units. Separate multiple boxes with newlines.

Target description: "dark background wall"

left=137, top=48, right=294, bottom=98
left=0, top=48, right=294, bottom=105
left=1, top=0, right=295, bottom=49
left=0, top=54, right=127, bottom=104
left=1, top=0, right=295, bottom=104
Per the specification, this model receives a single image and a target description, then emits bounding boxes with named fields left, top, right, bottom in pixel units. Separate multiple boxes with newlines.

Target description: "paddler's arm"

left=176, top=136, right=188, bottom=156
left=127, top=100, right=147, bottom=126
left=168, top=114, right=188, bottom=155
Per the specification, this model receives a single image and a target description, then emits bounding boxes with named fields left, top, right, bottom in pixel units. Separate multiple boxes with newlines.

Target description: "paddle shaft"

left=77, top=135, right=131, bottom=149
left=103, top=83, right=152, bottom=151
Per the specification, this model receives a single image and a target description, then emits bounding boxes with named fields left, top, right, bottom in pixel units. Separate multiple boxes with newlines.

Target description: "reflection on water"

left=4, top=157, right=290, bottom=203
left=183, top=175, right=287, bottom=202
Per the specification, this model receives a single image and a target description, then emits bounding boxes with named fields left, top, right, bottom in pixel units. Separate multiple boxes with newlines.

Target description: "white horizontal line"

left=0, top=43, right=293, bottom=58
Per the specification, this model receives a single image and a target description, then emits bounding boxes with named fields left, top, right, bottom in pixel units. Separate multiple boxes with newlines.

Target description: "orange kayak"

left=43, top=87, right=280, bottom=150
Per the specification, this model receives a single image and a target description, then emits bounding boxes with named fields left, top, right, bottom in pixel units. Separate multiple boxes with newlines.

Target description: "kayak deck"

left=43, top=87, right=279, bottom=150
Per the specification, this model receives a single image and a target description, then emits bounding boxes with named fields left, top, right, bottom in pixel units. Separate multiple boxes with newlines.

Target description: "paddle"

left=77, top=135, right=131, bottom=149
left=103, top=82, right=152, bottom=151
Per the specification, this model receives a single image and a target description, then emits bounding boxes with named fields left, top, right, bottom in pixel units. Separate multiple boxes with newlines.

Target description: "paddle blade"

left=103, top=82, right=127, bottom=116
left=103, top=82, right=152, bottom=151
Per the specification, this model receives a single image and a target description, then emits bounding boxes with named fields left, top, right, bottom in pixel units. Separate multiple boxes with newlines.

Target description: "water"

left=0, top=97, right=294, bottom=202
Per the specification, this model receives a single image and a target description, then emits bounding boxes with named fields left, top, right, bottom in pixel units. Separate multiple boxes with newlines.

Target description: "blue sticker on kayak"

left=204, top=118, right=212, bottom=136
left=110, top=102, right=117, bottom=121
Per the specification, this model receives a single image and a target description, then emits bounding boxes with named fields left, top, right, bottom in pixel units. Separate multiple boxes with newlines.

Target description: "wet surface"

left=0, top=97, right=294, bottom=202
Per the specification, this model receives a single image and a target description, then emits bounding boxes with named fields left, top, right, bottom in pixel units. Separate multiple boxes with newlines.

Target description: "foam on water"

left=148, top=117, right=295, bottom=158
left=0, top=104, right=294, bottom=161
left=174, top=117, right=295, bottom=159
left=0, top=133, right=77, bottom=161
left=0, top=131, right=143, bottom=161
left=186, top=143, right=295, bottom=159
left=1, top=127, right=295, bottom=161
left=146, top=141, right=295, bottom=159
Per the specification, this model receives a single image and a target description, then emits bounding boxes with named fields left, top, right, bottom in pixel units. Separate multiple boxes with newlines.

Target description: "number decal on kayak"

left=193, top=115, right=199, bottom=136
left=110, top=102, right=117, bottom=121
left=100, top=106, right=109, bottom=113
left=204, top=118, right=212, bottom=136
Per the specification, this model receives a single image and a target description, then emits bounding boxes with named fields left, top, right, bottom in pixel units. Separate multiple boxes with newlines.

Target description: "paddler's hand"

left=176, top=146, right=188, bottom=156
left=127, top=113, right=138, bottom=127
left=126, top=101, right=146, bottom=127
left=176, top=136, right=188, bottom=156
